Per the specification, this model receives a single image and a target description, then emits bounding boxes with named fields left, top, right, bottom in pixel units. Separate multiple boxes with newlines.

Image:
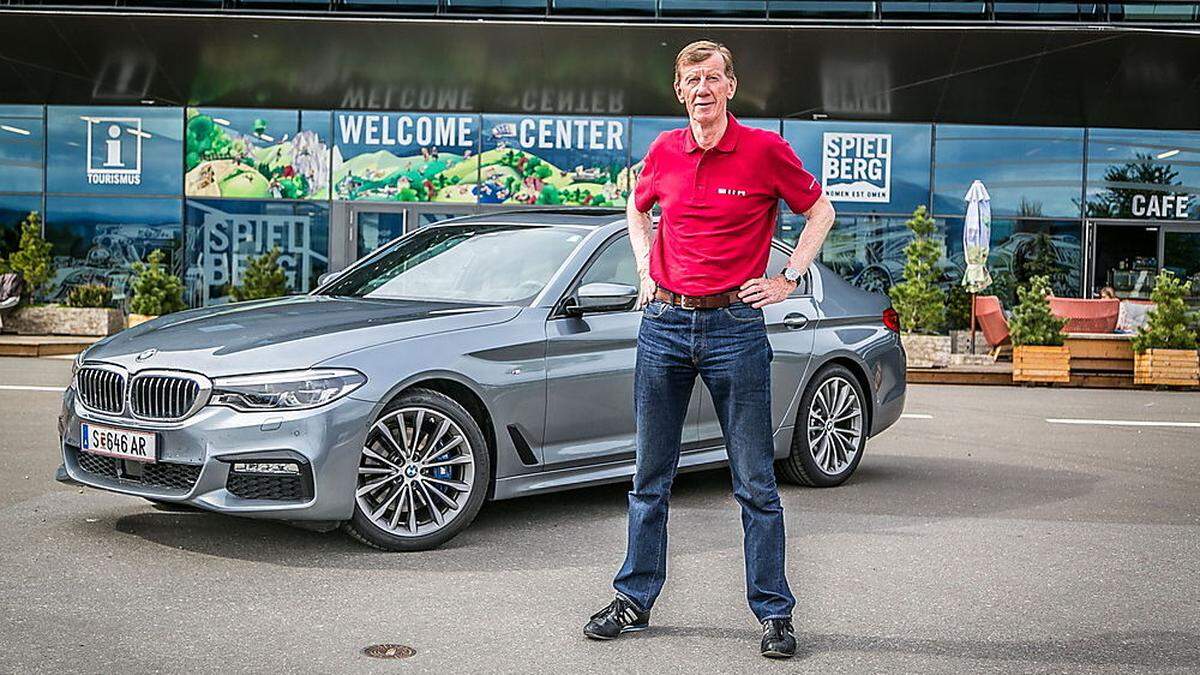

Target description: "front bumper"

left=56, top=385, right=376, bottom=521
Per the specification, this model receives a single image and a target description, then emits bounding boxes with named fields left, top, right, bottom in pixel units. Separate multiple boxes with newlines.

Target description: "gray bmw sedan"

left=57, top=210, right=906, bottom=551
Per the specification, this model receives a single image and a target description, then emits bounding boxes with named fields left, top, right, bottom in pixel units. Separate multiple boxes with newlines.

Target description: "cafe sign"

left=1131, top=193, right=1189, bottom=219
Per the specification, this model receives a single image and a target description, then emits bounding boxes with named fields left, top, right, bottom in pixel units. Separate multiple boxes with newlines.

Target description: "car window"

left=769, top=245, right=811, bottom=295
left=578, top=236, right=639, bottom=289
left=321, top=224, right=586, bottom=304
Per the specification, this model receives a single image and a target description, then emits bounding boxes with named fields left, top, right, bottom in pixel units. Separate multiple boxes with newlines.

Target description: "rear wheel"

left=776, top=364, right=867, bottom=487
left=344, top=388, right=490, bottom=551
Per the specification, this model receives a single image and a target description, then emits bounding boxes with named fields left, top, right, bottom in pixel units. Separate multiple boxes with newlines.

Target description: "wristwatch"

left=781, top=266, right=803, bottom=287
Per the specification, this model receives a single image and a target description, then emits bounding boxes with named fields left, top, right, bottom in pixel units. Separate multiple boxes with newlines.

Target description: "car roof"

left=437, top=208, right=625, bottom=229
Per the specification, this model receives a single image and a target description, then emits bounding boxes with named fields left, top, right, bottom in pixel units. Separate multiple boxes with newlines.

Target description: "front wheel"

left=776, top=364, right=868, bottom=487
left=344, top=388, right=490, bottom=551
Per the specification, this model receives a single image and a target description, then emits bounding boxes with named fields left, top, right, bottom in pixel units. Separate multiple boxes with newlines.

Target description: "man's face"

left=674, top=52, right=736, bottom=126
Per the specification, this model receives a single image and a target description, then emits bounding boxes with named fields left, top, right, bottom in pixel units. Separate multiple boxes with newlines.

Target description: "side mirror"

left=566, top=282, right=639, bottom=315
left=317, top=270, right=342, bottom=287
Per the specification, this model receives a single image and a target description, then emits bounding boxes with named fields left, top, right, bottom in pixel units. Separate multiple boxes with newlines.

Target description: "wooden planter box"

left=2, top=305, right=124, bottom=337
left=1133, top=349, right=1200, bottom=386
left=1013, top=345, right=1070, bottom=383
left=127, top=313, right=158, bottom=329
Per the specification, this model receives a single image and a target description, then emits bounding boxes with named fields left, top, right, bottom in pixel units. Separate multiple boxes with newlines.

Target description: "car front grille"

left=142, top=462, right=203, bottom=491
left=129, top=374, right=203, bottom=421
left=75, top=447, right=119, bottom=478
left=69, top=444, right=202, bottom=493
left=226, top=473, right=308, bottom=501
left=76, top=367, right=127, bottom=415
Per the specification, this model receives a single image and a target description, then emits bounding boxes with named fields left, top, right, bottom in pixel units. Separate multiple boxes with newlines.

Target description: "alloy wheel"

left=806, top=375, right=864, bottom=475
left=355, top=406, right=476, bottom=537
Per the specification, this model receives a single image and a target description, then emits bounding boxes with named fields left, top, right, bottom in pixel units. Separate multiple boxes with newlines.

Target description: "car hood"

left=85, top=295, right=523, bottom=377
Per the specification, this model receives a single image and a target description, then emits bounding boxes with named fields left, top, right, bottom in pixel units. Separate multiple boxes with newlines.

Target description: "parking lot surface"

left=1, top=356, right=1197, bottom=673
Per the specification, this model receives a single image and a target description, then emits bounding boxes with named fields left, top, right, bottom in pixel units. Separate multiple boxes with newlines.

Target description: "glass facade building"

left=5, top=103, right=1200, bottom=307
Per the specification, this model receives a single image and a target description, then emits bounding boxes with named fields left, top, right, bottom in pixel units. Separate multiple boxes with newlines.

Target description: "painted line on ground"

left=0, top=384, right=65, bottom=393
left=1046, top=417, right=1200, bottom=429
left=900, top=413, right=933, bottom=419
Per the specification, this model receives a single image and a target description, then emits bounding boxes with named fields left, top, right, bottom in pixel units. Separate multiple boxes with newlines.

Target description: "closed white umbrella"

left=962, top=180, right=993, bottom=353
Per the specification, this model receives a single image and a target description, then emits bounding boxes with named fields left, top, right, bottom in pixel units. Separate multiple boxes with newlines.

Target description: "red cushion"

left=1049, top=298, right=1119, bottom=333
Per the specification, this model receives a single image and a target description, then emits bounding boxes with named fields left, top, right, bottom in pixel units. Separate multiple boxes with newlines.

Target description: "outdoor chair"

left=1049, top=297, right=1119, bottom=333
left=974, top=295, right=1011, bottom=359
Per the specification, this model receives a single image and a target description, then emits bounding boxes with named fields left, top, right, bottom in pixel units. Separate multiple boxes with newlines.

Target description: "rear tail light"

left=882, top=307, right=900, bottom=332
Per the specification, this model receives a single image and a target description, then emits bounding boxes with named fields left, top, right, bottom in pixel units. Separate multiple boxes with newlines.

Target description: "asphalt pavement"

left=0, top=356, right=1197, bottom=674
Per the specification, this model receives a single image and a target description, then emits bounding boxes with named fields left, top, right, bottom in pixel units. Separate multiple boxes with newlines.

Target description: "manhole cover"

left=363, top=644, right=416, bottom=660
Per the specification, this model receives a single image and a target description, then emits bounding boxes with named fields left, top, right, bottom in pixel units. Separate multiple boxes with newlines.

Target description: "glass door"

left=330, top=203, right=480, bottom=270
left=1085, top=220, right=1161, bottom=299
left=1086, top=219, right=1200, bottom=304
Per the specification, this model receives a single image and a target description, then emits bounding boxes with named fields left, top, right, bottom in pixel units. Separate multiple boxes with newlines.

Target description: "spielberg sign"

left=192, top=203, right=327, bottom=305
left=821, top=132, right=892, bottom=203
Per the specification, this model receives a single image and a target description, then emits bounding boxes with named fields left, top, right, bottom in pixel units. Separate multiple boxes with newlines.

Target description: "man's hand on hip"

left=637, top=274, right=657, bottom=309
left=738, top=276, right=794, bottom=308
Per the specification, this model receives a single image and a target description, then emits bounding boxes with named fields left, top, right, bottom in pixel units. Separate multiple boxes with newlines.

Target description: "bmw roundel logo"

left=136, top=349, right=157, bottom=362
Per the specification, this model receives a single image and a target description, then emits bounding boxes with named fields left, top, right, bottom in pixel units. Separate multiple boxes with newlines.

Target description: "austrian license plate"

left=80, top=422, right=158, bottom=463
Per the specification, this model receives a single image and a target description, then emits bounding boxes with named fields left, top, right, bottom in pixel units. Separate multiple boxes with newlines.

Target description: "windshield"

left=319, top=223, right=587, bottom=304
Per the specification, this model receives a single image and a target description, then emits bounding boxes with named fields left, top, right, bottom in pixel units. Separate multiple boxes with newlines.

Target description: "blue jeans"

left=612, top=297, right=796, bottom=622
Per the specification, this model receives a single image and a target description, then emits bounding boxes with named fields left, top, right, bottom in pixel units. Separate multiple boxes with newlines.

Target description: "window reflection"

left=0, top=112, right=45, bottom=194
left=0, top=195, right=42, bottom=260
left=184, top=199, right=329, bottom=307
left=933, top=124, right=1084, bottom=219
left=1086, top=128, right=1200, bottom=220
left=43, top=196, right=183, bottom=304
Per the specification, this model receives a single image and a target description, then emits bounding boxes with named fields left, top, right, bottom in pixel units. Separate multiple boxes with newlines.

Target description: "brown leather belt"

left=654, top=286, right=742, bottom=310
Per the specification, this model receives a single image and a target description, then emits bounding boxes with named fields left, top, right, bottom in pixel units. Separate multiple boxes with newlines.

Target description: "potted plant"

left=888, top=206, right=950, bottom=367
left=230, top=246, right=289, bottom=301
left=1010, top=274, right=1069, bottom=383
left=6, top=211, right=52, bottom=303
left=128, top=248, right=186, bottom=328
left=1132, top=270, right=1198, bottom=387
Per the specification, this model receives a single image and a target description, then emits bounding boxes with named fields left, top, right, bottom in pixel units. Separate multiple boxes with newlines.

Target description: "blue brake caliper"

left=430, top=451, right=453, bottom=481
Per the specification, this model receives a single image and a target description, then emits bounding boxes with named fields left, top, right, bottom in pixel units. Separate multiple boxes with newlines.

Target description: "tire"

left=776, top=364, right=868, bottom=488
left=344, top=387, right=491, bottom=551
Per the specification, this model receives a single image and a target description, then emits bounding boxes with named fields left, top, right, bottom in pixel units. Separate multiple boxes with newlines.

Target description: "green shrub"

left=888, top=206, right=946, bottom=334
left=230, top=246, right=289, bottom=302
left=1009, top=274, right=1067, bottom=347
left=6, top=211, right=53, bottom=299
left=129, top=249, right=186, bottom=316
left=945, top=282, right=973, bottom=331
left=1132, top=270, right=1197, bottom=353
left=65, top=284, right=113, bottom=308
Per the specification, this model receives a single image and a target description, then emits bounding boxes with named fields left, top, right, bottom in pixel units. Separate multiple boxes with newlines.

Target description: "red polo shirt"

left=633, top=113, right=822, bottom=296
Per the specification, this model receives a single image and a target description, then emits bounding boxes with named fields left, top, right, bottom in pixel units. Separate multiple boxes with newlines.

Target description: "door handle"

left=783, top=313, right=809, bottom=329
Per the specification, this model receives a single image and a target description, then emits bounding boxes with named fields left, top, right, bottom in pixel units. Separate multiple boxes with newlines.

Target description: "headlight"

left=209, top=369, right=366, bottom=412
left=70, top=351, right=86, bottom=389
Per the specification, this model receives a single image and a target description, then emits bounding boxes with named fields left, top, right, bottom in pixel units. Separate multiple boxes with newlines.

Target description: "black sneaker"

left=583, top=595, right=650, bottom=640
left=760, top=618, right=796, bottom=658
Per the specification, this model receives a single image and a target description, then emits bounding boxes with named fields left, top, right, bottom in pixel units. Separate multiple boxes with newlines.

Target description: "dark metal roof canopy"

left=1, top=10, right=1198, bottom=129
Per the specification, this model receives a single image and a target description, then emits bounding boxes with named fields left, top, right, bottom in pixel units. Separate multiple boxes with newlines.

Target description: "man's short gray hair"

left=674, top=40, right=735, bottom=84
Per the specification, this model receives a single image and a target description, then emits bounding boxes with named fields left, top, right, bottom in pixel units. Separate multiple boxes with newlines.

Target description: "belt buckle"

left=679, top=294, right=700, bottom=310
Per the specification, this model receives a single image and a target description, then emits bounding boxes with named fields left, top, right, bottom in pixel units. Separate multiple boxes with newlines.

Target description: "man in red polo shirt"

left=583, top=40, right=836, bottom=659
